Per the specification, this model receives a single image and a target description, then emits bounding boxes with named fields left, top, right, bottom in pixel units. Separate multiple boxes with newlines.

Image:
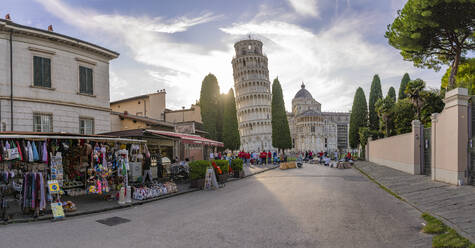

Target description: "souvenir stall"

left=0, top=132, right=145, bottom=220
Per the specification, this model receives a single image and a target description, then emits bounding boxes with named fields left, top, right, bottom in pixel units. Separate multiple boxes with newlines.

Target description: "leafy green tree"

left=349, top=87, right=368, bottom=149
left=385, top=0, right=475, bottom=89
left=375, top=96, right=395, bottom=137
left=420, top=89, right=445, bottom=127
left=441, top=58, right=475, bottom=95
left=359, top=127, right=370, bottom=159
left=405, top=79, right=426, bottom=120
left=223, top=89, right=241, bottom=150
left=398, top=73, right=411, bottom=100
left=199, top=73, right=220, bottom=140
left=368, top=74, right=383, bottom=134
left=387, top=87, right=396, bottom=103
left=271, top=78, right=292, bottom=152
left=393, top=99, right=416, bottom=134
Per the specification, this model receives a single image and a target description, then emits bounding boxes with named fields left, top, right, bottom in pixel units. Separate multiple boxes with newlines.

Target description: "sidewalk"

left=355, top=161, right=475, bottom=243
left=2, top=164, right=278, bottom=224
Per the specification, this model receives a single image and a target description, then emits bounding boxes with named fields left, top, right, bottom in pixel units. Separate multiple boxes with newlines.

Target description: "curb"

left=1, top=165, right=278, bottom=225
left=354, top=163, right=475, bottom=244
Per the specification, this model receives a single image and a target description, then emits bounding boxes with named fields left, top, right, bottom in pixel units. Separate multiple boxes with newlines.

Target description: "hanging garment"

left=27, top=141, right=34, bottom=162
left=21, top=140, right=27, bottom=162
left=32, top=142, right=39, bottom=161
left=42, top=141, right=48, bottom=163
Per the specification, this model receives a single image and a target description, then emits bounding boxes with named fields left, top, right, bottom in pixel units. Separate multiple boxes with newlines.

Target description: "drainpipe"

left=9, top=30, right=13, bottom=131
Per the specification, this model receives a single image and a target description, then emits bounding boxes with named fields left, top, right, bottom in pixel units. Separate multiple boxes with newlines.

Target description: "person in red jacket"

left=267, top=151, right=272, bottom=164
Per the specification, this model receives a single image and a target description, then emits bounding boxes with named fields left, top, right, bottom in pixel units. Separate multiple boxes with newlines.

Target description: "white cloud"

left=287, top=0, right=319, bottom=17
left=36, top=0, right=232, bottom=110
left=36, top=0, right=443, bottom=112
left=220, top=14, right=438, bottom=111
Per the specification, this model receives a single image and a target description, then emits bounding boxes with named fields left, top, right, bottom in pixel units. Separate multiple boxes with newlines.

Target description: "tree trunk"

left=448, top=50, right=461, bottom=90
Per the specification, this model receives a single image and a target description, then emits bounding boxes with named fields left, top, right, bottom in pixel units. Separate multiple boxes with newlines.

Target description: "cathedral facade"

left=287, top=83, right=350, bottom=153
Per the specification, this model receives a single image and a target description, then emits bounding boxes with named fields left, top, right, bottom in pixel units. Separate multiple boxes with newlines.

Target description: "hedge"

left=214, top=160, right=229, bottom=174
left=231, top=159, right=243, bottom=172
left=189, top=160, right=210, bottom=180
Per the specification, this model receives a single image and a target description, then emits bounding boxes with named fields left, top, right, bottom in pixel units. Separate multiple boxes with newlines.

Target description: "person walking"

left=142, top=152, right=153, bottom=183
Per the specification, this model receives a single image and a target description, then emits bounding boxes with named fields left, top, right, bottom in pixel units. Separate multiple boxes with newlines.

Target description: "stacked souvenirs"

left=87, top=144, right=112, bottom=195
left=132, top=181, right=178, bottom=201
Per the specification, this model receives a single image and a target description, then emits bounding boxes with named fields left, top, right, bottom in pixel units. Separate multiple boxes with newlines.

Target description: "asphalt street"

left=0, top=164, right=432, bottom=248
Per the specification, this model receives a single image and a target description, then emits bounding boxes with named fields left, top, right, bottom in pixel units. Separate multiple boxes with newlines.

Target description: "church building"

left=287, top=83, right=350, bottom=153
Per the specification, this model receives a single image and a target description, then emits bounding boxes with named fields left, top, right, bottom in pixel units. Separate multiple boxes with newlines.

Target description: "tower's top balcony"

left=234, top=39, right=264, bottom=57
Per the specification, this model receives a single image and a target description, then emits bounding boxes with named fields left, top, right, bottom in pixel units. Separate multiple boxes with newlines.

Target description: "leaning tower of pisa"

left=232, top=39, right=273, bottom=152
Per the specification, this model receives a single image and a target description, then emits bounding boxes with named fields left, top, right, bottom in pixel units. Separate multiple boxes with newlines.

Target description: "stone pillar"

left=431, top=88, right=470, bottom=185
left=412, top=120, right=423, bottom=175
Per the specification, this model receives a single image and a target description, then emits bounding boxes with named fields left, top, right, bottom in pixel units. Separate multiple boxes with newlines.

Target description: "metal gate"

left=423, top=127, right=431, bottom=176
left=470, top=97, right=475, bottom=185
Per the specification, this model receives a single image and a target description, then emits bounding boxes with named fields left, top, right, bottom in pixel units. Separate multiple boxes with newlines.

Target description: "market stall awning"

left=146, top=130, right=223, bottom=147
left=0, top=131, right=146, bottom=143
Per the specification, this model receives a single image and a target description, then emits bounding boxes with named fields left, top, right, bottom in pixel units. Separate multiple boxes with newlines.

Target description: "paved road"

left=0, top=164, right=431, bottom=248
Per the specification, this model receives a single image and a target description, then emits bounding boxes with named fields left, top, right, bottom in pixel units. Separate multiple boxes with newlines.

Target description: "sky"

left=3, top=0, right=447, bottom=112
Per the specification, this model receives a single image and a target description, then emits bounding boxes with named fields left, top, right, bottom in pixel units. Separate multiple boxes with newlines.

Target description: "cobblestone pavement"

left=355, top=161, right=475, bottom=243
left=0, top=164, right=431, bottom=248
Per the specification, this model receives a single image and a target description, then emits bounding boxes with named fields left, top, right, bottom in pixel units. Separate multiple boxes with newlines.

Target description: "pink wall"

left=431, top=88, right=470, bottom=185
left=367, top=124, right=420, bottom=174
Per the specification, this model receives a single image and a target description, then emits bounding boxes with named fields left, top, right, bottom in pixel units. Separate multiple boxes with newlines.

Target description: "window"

left=325, top=138, right=328, bottom=148
left=79, top=118, right=94, bottom=135
left=33, top=113, right=52, bottom=132
left=79, top=66, right=93, bottom=95
left=33, top=56, right=51, bottom=88
left=311, top=126, right=315, bottom=133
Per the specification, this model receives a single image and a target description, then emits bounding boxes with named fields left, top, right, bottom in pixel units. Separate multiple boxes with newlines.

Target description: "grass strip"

left=353, top=165, right=404, bottom=201
left=422, top=213, right=475, bottom=248
left=355, top=164, right=475, bottom=248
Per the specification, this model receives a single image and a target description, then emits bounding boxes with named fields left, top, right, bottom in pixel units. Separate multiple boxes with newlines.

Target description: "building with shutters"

left=0, top=17, right=119, bottom=134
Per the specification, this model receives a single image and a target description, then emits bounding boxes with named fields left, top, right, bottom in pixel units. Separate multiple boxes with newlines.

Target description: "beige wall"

left=148, top=93, right=166, bottom=120
left=111, top=97, right=148, bottom=116
left=165, top=104, right=202, bottom=123
left=431, top=88, right=470, bottom=185
left=110, top=92, right=166, bottom=120
left=110, top=114, right=148, bottom=132
left=367, top=120, right=422, bottom=175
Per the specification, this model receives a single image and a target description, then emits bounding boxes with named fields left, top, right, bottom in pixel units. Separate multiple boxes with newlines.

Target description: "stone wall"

left=367, top=120, right=422, bottom=175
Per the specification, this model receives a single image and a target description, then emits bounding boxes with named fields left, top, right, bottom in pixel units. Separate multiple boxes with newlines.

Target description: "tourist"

left=267, top=150, right=272, bottom=164
left=260, top=151, right=267, bottom=165
left=142, top=152, right=153, bottom=183
left=210, top=152, right=214, bottom=160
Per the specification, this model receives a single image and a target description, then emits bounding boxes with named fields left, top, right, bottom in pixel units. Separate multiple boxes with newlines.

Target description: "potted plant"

left=231, top=159, right=243, bottom=178
left=189, top=160, right=209, bottom=188
left=213, top=160, right=228, bottom=184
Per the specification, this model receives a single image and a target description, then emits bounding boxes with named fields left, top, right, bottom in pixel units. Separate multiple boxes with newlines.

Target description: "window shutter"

left=80, top=67, right=86, bottom=93
left=43, top=58, right=51, bottom=88
left=87, top=68, right=93, bottom=94
left=34, top=56, right=41, bottom=86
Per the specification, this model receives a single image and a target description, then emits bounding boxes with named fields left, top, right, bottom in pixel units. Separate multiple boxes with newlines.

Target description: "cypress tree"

left=398, top=73, right=410, bottom=100
left=349, top=87, right=368, bottom=149
left=387, top=87, right=396, bottom=103
left=271, top=78, right=292, bottom=152
left=368, top=74, right=383, bottom=132
left=199, top=73, right=220, bottom=140
left=223, top=89, right=241, bottom=150
left=216, top=93, right=225, bottom=142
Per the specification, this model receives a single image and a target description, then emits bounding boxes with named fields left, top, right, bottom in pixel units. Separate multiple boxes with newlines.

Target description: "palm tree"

left=375, top=96, right=395, bottom=137
left=404, top=79, right=426, bottom=120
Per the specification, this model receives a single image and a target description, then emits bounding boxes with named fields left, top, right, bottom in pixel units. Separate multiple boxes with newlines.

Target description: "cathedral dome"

left=294, top=83, right=313, bottom=99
